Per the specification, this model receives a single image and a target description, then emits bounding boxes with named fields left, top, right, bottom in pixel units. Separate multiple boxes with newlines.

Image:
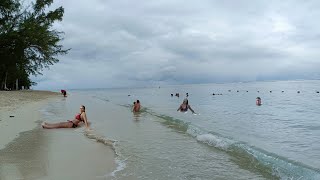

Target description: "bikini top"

left=181, top=105, right=188, bottom=111
left=75, top=113, right=83, bottom=121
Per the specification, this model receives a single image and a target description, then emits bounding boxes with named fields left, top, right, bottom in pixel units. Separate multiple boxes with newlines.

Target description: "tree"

left=0, top=0, right=69, bottom=90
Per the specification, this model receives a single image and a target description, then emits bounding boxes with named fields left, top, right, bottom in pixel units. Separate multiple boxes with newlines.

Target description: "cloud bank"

left=32, top=0, right=320, bottom=89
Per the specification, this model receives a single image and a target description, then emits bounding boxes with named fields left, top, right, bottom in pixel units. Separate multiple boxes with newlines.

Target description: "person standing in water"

left=61, top=89, right=67, bottom=97
left=177, top=98, right=195, bottom=114
left=42, top=105, right=89, bottom=129
left=133, top=100, right=141, bottom=112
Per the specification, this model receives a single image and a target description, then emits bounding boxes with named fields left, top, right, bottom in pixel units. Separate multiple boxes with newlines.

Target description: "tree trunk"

left=4, top=71, right=8, bottom=90
left=16, top=78, right=19, bottom=90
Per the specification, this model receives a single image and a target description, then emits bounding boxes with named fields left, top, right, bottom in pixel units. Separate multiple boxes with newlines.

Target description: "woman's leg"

left=42, top=121, right=73, bottom=129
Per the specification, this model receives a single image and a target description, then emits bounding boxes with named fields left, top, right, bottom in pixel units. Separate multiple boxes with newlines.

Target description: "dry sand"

left=0, top=90, right=116, bottom=180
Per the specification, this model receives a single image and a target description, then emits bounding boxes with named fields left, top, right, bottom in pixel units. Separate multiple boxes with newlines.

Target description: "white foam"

left=196, top=134, right=231, bottom=150
left=106, top=157, right=127, bottom=178
left=84, top=130, right=117, bottom=149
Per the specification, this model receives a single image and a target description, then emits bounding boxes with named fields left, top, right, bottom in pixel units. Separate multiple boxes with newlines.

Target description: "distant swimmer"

left=256, top=97, right=262, bottom=106
left=177, top=98, right=195, bottom=114
left=42, top=105, right=89, bottom=129
left=133, top=100, right=141, bottom=112
left=213, top=93, right=222, bottom=95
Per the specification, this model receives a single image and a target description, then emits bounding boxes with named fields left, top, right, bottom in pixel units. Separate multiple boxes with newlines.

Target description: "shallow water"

left=44, top=80, right=320, bottom=179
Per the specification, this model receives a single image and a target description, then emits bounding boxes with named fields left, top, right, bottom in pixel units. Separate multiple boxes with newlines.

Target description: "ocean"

left=42, top=80, right=320, bottom=179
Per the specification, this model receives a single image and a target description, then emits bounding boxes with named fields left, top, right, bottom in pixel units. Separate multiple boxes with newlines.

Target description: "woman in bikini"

left=42, top=105, right=89, bottom=129
left=177, top=98, right=195, bottom=114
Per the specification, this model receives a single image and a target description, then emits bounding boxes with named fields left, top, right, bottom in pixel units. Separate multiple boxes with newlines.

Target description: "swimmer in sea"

left=177, top=98, right=195, bottom=114
left=42, top=105, right=89, bottom=129
left=256, top=97, right=262, bottom=106
left=133, top=100, right=141, bottom=112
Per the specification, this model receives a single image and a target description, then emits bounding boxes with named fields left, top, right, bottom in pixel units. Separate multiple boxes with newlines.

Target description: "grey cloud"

left=32, top=0, right=320, bottom=89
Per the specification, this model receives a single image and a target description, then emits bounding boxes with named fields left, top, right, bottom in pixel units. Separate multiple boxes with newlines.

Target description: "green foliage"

left=0, top=0, right=68, bottom=90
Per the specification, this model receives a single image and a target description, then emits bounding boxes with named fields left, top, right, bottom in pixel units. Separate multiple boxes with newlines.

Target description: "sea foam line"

left=151, top=111, right=320, bottom=180
left=84, top=129, right=117, bottom=150
left=83, top=129, right=128, bottom=179
left=191, top=130, right=320, bottom=180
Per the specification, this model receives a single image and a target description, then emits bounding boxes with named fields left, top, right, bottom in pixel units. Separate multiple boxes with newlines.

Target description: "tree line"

left=0, top=0, right=68, bottom=90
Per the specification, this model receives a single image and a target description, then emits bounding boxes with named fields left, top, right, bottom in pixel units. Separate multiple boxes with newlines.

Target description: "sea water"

left=43, top=80, right=320, bottom=179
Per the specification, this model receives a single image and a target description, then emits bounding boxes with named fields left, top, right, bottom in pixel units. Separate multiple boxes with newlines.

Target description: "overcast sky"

left=31, top=0, right=320, bottom=90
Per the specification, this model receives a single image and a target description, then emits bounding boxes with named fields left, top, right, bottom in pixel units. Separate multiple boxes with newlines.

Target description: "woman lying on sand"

left=42, top=105, right=89, bottom=129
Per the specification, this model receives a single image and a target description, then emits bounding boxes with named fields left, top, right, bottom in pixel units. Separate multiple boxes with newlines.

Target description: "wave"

left=154, top=114, right=190, bottom=132
left=148, top=112, right=320, bottom=180
left=84, top=130, right=117, bottom=149
left=83, top=129, right=127, bottom=178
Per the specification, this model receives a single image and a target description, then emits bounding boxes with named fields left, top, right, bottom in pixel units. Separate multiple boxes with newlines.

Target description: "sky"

left=31, top=0, right=320, bottom=90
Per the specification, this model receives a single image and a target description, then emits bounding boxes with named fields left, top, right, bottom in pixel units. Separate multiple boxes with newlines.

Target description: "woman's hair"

left=81, top=105, right=86, bottom=111
left=183, top=98, right=188, bottom=104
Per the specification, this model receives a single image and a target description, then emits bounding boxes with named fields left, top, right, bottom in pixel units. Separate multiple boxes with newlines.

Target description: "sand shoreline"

left=0, top=90, right=59, bottom=150
left=0, top=90, right=116, bottom=180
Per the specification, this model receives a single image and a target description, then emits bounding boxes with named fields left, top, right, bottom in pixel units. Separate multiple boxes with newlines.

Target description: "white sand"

left=0, top=91, right=116, bottom=180
left=0, top=90, right=58, bottom=150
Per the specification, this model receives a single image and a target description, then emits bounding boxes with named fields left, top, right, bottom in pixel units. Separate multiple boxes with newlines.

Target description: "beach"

left=1, top=80, right=320, bottom=180
left=0, top=91, right=116, bottom=180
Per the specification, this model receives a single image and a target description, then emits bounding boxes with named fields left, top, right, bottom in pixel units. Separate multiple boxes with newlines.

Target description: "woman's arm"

left=177, top=105, right=182, bottom=111
left=82, top=112, right=89, bottom=128
left=188, top=105, right=195, bottom=114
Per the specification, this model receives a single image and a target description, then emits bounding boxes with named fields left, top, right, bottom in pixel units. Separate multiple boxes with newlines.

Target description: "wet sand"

left=0, top=90, right=116, bottom=180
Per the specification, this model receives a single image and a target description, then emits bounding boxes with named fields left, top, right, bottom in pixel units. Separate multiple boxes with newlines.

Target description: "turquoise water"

left=45, top=80, right=320, bottom=179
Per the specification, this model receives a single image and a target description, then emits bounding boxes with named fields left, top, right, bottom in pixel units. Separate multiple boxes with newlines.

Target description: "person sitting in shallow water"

left=177, top=98, right=195, bottom=114
left=42, top=105, right=89, bottom=129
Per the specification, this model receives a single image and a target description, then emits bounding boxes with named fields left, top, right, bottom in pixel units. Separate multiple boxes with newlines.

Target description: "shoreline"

left=0, top=90, right=116, bottom=180
left=0, top=90, right=59, bottom=150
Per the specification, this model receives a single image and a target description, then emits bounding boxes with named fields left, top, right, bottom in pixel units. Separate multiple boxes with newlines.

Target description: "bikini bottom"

left=68, top=121, right=77, bottom=128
